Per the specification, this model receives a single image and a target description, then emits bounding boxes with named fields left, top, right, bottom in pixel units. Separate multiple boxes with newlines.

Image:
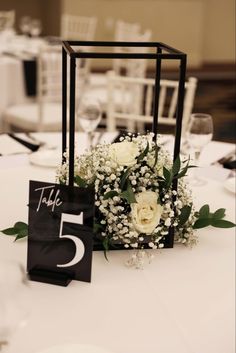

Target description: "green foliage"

left=193, top=205, right=235, bottom=229
left=103, top=190, right=119, bottom=200
left=213, top=208, right=226, bottom=219
left=104, top=166, right=137, bottom=203
left=74, top=175, right=87, bottom=187
left=172, top=155, right=181, bottom=176
left=102, top=237, right=109, bottom=261
left=151, top=143, right=160, bottom=168
left=193, top=218, right=212, bottom=229
left=210, top=219, right=236, bottom=228
left=120, top=167, right=131, bottom=190
left=1, top=221, right=28, bottom=241
left=178, top=205, right=192, bottom=226
left=161, top=156, right=196, bottom=190
left=93, top=222, right=104, bottom=233
left=120, top=181, right=136, bottom=204
left=199, top=204, right=210, bottom=218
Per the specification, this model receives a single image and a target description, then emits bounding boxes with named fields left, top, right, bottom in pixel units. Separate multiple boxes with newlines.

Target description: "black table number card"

left=27, top=180, right=94, bottom=286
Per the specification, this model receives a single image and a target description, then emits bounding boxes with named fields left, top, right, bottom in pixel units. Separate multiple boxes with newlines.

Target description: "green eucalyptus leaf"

left=163, top=167, right=171, bottom=183
left=172, top=155, right=181, bottom=176
left=178, top=205, right=192, bottom=226
left=175, top=164, right=189, bottom=179
left=102, top=238, right=109, bottom=261
left=103, top=190, right=119, bottom=200
left=14, top=228, right=28, bottom=241
left=14, top=222, right=28, bottom=231
left=152, top=143, right=160, bottom=168
left=193, top=218, right=211, bottom=229
left=1, top=227, right=18, bottom=236
left=199, top=205, right=210, bottom=218
left=211, top=219, right=235, bottom=228
left=74, top=175, right=87, bottom=188
left=213, top=208, right=226, bottom=220
left=93, top=222, right=104, bottom=233
left=120, top=167, right=131, bottom=190
left=120, top=182, right=136, bottom=204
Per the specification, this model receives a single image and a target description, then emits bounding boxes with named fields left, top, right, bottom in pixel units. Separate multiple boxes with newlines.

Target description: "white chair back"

left=106, top=71, right=198, bottom=134
left=2, top=44, right=88, bottom=132
left=0, top=10, right=15, bottom=31
left=126, top=30, right=152, bottom=78
left=61, top=14, right=97, bottom=41
left=113, top=21, right=152, bottom=78
left=37, top=45, right=88, bottom=129
left=37, top=47, right=62, bottom=104
left=114, top=20, right=141, bottom=42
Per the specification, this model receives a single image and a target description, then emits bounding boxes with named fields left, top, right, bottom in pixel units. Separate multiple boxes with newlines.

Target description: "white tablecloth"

left=0, top=134, right=235, bottom=353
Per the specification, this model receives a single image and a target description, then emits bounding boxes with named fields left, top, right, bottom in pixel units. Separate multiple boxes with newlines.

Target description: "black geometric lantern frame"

left=62, top=40, right=187, bottom=248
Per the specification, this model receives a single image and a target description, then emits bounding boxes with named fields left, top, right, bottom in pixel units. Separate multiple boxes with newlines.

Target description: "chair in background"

left=61, top=14, right=97, bottom=84
left=2, top=45, right=86, bottom=132
left=113, top=20, right=152, bottom=78
left=106, top=71, right=198, bottom=134
left=60, top=14, right=97, bottom=41
left=0, top=10, right=15, bottom=32
left=90, top=20, right=152, bottom=88
left=114, top=20, right=141, bottom=41
left=87, top=24, right=152, bottom=121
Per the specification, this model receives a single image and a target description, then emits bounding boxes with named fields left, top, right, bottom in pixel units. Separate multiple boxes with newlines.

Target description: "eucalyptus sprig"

left=161, top=155, right=196, bottom=190
left=193, top=205, right=235, bottom=229
left=1, top=222, right=28, bottom=241
left=176, top=203, right=235, bottom=229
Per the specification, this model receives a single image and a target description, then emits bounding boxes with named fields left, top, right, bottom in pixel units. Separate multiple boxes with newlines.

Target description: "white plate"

left=36, top=343, right=114, bottom=353
left=224, top=177, right=236, bottom=194
left=29, top=149, right=61, bottom=168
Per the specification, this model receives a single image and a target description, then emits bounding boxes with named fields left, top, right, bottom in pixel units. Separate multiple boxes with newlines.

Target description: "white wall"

left=61, top=0, right=235, bottom=67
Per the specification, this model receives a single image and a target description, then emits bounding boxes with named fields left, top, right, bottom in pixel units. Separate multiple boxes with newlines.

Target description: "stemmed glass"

left=19, top=16, right=31, bottom=36
left=0, top=260, right=30, bottom=352
left=77, top=93, right=102, bottom=150
left=29, top=19, right=42, bottom=38
left=186, top=113, right=213, bottom=186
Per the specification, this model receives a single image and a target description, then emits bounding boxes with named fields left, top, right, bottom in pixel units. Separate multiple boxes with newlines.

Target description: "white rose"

left=109, top=141, right=139, bottom=167
left=131, top=191, right=163, bottom=234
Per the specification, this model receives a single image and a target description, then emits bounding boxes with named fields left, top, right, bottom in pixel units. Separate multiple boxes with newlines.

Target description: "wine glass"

left=77, top=93, right=102, bottom=150
left=19, top=16, right=31, bottom=36
left=0, top=260, right=30, bottom=352
left=186, top=113, right=213, bottom=186
left=29, top=19, right=42, bottom=38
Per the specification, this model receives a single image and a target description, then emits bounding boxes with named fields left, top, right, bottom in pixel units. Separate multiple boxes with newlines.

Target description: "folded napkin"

left=0, top=134, right=39, bottom=156
left=22, top=59, right=37, bottom=96
left=217, top=150, right=236, bottom=170
left=8, top=134, right=40, bottom=152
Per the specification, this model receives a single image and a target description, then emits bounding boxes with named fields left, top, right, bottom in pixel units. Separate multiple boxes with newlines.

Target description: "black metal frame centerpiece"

left=62, top=40, right=187, bottom=249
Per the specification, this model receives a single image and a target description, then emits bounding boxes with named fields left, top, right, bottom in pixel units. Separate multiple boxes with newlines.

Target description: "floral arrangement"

left=55, top=133, right=235, bottom=258
left=1, top=132, right=234, bottom=268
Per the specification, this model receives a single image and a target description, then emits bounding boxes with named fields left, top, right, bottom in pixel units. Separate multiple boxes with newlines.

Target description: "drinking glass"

left=186, top=113, right=213, bottom=186
left=29, top=19, right=42, bottom=37
left=0, top=260, right=30, bottom=352
left=19, top=16, right=31, bottom=36
left=77, top=93, right=102, bottom=149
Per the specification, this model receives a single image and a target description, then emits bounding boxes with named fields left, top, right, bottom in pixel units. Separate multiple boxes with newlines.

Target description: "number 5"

left=57, top=212, right=84, bottom=268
